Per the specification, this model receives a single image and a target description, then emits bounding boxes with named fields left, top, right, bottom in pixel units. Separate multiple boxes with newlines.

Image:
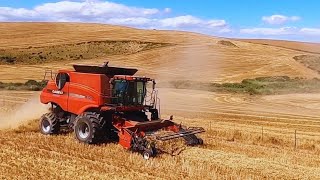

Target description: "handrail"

left=43, top=69, right=56, bottom=81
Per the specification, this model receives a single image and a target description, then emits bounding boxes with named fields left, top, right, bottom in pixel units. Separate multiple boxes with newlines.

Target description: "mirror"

left=152, top=80, right=156, bottom=90
left=55, top=73, right=69, bottom=90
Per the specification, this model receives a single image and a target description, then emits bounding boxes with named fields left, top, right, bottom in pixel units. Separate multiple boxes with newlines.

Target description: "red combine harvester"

left=40, top=62, right=204, bottom=159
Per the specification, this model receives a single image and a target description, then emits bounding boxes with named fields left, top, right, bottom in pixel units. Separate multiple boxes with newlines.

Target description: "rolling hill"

left=0, top=22, right=319, bottom=83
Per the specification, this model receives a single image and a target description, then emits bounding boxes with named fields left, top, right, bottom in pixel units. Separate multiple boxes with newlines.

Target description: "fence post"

left=261, top=126, right=264, bottom=142
left=294, top=130, right=297, bottom=149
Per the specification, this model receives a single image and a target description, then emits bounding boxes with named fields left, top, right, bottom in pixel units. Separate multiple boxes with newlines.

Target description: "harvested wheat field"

left=239, top=39, right=320, bottom=55
left=1, top=23, right=320, bottom=179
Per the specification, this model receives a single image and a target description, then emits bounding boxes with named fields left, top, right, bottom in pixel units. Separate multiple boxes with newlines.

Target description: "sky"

left=1, top=0, right=320, bottom=42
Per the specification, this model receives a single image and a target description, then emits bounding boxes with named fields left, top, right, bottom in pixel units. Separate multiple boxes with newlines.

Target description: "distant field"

left=239, top=38, right=320, bottom=54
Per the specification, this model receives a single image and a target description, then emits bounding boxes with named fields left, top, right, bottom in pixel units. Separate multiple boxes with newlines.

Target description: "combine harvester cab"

left=39, top=62, right=205, bottom=159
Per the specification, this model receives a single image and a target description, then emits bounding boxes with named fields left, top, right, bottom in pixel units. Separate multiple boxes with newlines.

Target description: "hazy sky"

left=1, top=0, right=320, bottom=42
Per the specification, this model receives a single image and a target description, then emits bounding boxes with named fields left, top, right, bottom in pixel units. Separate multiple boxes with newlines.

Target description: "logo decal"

left=52, top=90, right=64, bottom=95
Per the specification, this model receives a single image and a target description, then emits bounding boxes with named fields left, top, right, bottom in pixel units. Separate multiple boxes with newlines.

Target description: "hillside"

left=0, top=23, right=319, bottom=83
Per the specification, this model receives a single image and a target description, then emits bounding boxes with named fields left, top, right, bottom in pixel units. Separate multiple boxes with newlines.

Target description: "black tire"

left=183, top=134, right=201, bottom=146
left=197, top=138, right=204, bottom=145
left=39, top=112, right=60, bottom=135
left=150, top=109, right=159, bottom=120
left=142, top=149, right=154, bottom=160
left=74, top=112, right=103, bottom=144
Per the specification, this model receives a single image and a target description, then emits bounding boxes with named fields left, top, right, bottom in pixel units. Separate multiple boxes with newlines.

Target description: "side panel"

left=67, top=72, right=110, bottom=114
left=118, top=130, right=132, bottom=149
left=40, top=80, right=69, bottom=111
left=41, top=72, right=111, bottom=115
left=67, top=82, right=100, bottom=114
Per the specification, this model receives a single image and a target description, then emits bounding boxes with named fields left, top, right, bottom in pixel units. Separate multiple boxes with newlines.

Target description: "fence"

left=205, top=121, right=320, bottom=150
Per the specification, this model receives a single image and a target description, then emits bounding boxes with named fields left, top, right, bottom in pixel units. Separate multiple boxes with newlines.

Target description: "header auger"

left=39, top=62, right=205, bottom=159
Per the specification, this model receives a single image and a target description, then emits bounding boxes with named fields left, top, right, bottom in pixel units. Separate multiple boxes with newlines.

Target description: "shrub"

left=222, top=83, right=245, bottom=89
left=28, top=85, right=41, bottom=91
left=25, top=80, right=38, bottom=86
left=0, top=80, right=46, bottom=91
left=0, top=56, right=16, bottom=64
left=7, top=86, right=17, bottom=90
left=241, top=79, right=255, bottom=84
left=168, top=76, right=320, bottom=95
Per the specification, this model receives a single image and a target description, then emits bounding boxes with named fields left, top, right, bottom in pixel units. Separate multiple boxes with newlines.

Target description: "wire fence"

left=205, top=121, right=320, bottom=150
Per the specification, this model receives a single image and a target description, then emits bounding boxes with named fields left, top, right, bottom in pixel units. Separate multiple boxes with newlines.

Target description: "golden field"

left=1, top=23, right=320, bottom=179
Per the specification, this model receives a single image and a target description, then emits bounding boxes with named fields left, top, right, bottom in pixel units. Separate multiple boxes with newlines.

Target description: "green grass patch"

left=169, top=76, right=320, bottom=95
left=0, top=80, right=47, bottom=91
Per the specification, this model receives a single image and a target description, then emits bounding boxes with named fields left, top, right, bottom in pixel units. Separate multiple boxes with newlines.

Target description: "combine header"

left=39, top=62, right=204, bottom=159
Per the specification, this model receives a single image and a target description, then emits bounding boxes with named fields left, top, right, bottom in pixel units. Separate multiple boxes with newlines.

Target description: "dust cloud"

left=0, top=95, right=49, bottom=129
left=156, top=38, right=222, bottom=113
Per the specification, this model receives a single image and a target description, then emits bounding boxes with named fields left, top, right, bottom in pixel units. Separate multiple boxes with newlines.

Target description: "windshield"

left=112, top=80, right=146, bottom=105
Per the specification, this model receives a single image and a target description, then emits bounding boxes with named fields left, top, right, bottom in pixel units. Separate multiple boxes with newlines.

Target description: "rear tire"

left=74, top=112, right=103, bottom=144
left=39, top=112, right=60, bottom=135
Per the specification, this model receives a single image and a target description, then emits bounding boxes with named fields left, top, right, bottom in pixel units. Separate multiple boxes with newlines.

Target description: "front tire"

left=142, top=148, right=156, bottom=160
left=74, top=112, right=103, bottom=144
left=39, top=112, right=60, bottom=135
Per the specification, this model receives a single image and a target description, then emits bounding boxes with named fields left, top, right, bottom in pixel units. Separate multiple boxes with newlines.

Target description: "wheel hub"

left=143, top=151, right=151, bottom=160
left=78, top=122, right=90, bottom=139
left=42, top=119, right=51, bottom=133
